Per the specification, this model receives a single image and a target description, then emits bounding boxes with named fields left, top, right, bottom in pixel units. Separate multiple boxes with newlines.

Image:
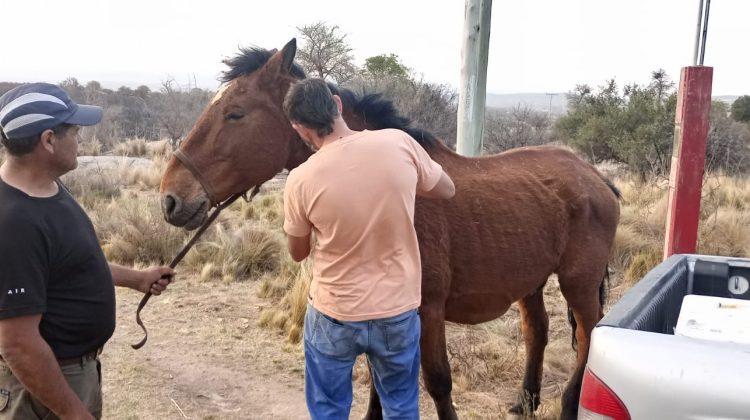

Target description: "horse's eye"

left=225, top=112, right=244, bottom=121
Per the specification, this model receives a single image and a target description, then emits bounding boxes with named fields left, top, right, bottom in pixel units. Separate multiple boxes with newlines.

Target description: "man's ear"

left=40, top=129, right=56, bottom=154
left=333, top=95, right=343, bottom=115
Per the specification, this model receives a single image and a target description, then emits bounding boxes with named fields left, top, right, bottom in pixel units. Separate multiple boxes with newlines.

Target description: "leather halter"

left=174, top=148, right=220, bottom=205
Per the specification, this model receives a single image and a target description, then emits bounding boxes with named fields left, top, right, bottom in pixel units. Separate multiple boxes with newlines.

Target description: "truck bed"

left=582, top=254, right=750, bottom=419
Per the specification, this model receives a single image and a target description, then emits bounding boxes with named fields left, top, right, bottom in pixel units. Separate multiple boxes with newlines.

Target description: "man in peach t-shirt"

left=282, top=79, right=455, bottom=420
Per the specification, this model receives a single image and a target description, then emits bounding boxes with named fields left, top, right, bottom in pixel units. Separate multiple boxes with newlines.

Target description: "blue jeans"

left=304, top=304, right=421, bottom=420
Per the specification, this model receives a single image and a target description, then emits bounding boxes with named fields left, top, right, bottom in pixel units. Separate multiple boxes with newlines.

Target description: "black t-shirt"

left=0, top=178, right=115, bottom=359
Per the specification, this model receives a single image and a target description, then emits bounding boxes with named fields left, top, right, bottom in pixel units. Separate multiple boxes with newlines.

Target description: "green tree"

left=555, top=71, right=677, bottom=179
left=556, top=70, right=750, bottom=177
left=730, top=95, right=750, bottom=122
left=296, top=22, right=357, bottom=83
left=364, top=54, right=409, bottom=78
left=706, top=101, right=750, bottom=173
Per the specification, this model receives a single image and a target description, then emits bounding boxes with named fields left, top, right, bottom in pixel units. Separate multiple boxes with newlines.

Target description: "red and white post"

left=663, top=66, right=713, bottom=258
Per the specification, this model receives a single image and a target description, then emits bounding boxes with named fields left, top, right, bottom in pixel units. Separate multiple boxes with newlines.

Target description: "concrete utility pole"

left=546, top=93, right=557, bottom=116
left=456, top=0, right=492, bottom=156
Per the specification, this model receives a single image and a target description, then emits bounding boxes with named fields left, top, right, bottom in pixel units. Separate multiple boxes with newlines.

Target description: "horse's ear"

left=280, top=38, right=297, bottom=74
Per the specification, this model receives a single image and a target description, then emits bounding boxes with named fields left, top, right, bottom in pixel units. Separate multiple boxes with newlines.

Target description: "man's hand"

left=109, top=263, right=174, bottom=294
left=136, top=266, right=175, bottom=295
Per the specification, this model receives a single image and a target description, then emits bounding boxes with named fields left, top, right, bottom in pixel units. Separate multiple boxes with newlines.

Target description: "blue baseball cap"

left=0, top=83, right=103, bottom=140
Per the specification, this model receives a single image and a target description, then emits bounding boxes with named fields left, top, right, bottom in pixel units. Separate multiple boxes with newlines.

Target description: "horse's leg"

left=420, top=305, right=458, bottom=420
left=508, top=285, right=549, bottom=416
left=363, top=361, right=384, bottom=420
left=557, top=266, right=606, bottom=420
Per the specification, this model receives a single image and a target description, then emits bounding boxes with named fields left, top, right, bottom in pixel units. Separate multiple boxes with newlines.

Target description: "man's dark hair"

left=283, top=79, right=339, bottom=137
left=1, top=124, right=73, bottom=156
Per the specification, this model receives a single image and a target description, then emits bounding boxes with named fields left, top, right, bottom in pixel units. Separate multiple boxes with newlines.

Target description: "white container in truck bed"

left=675, top=295, right=750, bottom=345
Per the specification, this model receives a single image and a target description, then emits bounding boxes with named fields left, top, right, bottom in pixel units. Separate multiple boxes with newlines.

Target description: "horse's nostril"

left=163, top=194, right=180, bottom=218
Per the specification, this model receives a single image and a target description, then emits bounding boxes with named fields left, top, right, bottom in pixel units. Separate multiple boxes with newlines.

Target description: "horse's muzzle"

left=161, top=192, right=210, bottom=230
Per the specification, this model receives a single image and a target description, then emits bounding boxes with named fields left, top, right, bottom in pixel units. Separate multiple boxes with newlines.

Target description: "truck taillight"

left=578, top=368, right=631, bottom=420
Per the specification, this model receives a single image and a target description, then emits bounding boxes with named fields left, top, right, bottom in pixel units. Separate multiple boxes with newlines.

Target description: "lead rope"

left=132, top=185, right=261, bottom=349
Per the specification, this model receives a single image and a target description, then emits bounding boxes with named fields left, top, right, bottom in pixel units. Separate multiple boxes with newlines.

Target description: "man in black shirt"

left=0, top=83, right=173, bottom=420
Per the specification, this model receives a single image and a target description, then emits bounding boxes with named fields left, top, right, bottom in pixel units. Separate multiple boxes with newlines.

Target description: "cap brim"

left=65, top=105, right=103, bottom=126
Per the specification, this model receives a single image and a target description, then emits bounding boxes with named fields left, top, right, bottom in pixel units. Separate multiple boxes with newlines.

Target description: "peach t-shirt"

left=283, top=129, right=443, bottom=321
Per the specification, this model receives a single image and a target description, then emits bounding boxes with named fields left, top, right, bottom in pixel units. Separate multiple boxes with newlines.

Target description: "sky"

left=1, top=0, right=747, bottom=96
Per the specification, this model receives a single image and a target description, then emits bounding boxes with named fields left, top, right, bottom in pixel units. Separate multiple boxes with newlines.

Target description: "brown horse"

left=159, top=39, right=620, bottom=420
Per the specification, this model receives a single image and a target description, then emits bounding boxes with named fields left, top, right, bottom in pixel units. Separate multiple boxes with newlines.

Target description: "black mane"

left=220, top=46, right=306, bottom=82
left=328, top=83, right=439, bottom=149
left=219, top=46, right=438, bottom=149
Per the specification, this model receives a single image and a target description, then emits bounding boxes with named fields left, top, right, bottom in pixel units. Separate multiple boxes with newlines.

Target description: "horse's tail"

left=603, top=176, right=622, bottom=200
left=567, top=175, right=618, bottom=351
left=567, top=265, right=609, bottom=352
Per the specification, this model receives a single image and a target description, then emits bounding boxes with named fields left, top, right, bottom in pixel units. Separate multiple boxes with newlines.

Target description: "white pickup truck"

left=579, top=254, right=750, bottom=420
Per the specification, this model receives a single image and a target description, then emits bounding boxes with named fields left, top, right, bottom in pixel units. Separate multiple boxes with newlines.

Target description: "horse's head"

left=159, top=39, right=311, bottom=229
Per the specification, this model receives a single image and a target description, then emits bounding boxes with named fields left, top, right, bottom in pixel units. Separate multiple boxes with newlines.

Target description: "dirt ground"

left=102, top=276, right=587, bottom=419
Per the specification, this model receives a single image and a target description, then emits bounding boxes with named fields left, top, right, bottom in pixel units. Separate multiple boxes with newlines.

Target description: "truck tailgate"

left=587, top=326, right=750, bottom=419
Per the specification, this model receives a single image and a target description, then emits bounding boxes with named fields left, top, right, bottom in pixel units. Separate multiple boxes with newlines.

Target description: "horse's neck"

left=285, top=135, right=314, bottom=170
left=338, top=102, right=464, bottom=166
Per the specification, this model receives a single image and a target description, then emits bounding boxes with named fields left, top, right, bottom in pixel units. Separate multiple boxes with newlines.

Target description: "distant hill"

left=714, top=95, right=740, bottom=106
left=486, top=93, right=743, bottom=116
left=486, top=93, right=568, bottom=115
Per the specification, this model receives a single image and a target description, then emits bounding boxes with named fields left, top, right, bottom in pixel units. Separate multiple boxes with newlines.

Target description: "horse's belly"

left=444, top=293, right=513, bottom=324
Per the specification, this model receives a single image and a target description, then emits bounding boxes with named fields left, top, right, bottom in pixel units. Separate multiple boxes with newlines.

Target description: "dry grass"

left=612, top=173, right=750, bottom=286
left=183, top=223, right=283, bottom=282
left=258, top=261, right=312, bottom=343
left=89, top=191, right=189, bottom=265
left=61, top=165, right=122, bottom=209
left=144, top=139, right=173, bottom=159
left=113, top=138, right=148, bottom=157
left=77, top=136, right=102, bottom=156
left=237, top=193, right=285, bottom=228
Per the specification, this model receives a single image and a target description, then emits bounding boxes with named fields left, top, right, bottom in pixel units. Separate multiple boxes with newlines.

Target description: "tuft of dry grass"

left=89, top=192, right=189, bottom=265
left=199, top=263, right=220, bottom=283
left=145, top=139, right=173, bottom=159
left=61, top=165, right=122, bottom=208
left=623, top=249, right=664, bottom=286
left=113, top=138, right=148, bottom=157
left=184, top=224, right=283, bottom=282
left=116, top=161, right=162, bottom=191
left=446, top=323, right=522, bottom=390
left=698, top=206, right=750, bottom=257
left=237, top=193, right=284, bottom=228
left=257, top=261, right=312, bottom=343
left=77, top=137, right=102, bottom=156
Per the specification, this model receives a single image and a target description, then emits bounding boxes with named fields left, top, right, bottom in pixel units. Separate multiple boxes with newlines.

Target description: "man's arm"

left=0, top=315, right=94, bottom=420
left=287, top=233, right=312, bottom=262
left=109, top=263, right=174, bottom=295
left=417, top=171, right=455, bottom=199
